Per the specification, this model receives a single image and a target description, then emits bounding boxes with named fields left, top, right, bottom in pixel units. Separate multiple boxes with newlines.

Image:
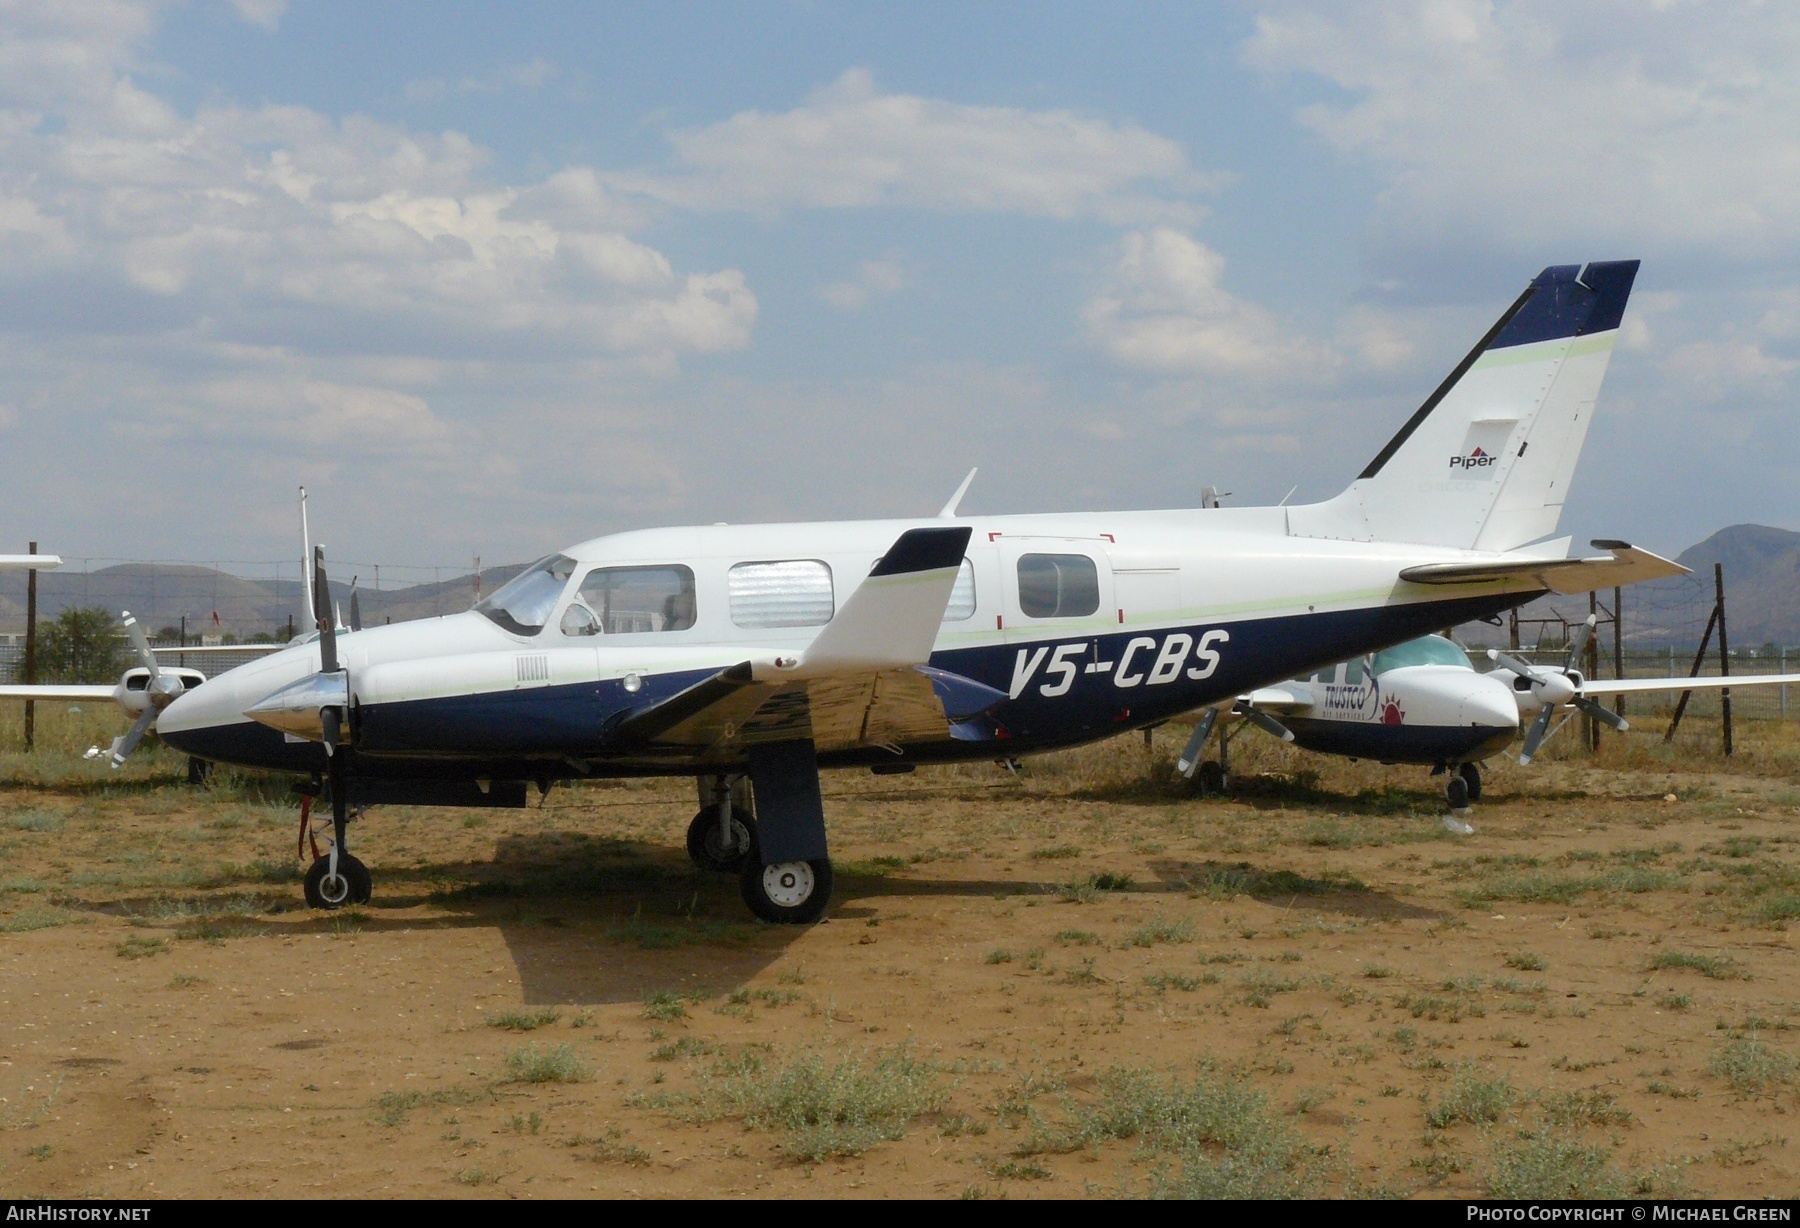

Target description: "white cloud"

left=618, top=68, right=1218, bottom=224
left=818, top=254, right=908, bottom=312
left=0, top=15, right=752, bottom=366
left=227, top=0, right=285, bottom=32
left=404, top=58, right=557, bottom=103
left=1244, top=1, right=1800, bottom=262
left=1662, top=339, right=1800, bottom=393
left=1084, top=229, right=1336, bottom=377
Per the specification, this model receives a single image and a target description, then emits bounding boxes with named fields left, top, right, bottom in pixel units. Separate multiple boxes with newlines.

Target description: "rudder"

left=1288, top=261, right=1639, bottom=551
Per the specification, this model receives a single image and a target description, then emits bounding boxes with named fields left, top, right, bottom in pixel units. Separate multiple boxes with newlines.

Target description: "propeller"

left=1235, top=702, right=1296, bottom=743
left=1176, top=709, right=1220, bottom=778
left=1486, top=615, right=1628, bottom=764
left=349, top=576, right=363, bottom=633
left=92, top=610, right=189, bottom=768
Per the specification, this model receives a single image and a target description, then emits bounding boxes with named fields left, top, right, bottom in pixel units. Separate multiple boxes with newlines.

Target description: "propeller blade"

left=1237, top=704, right=1296, bottom=743
left=1563, top=615, right=1596, bottom=673
left=313, top=546, right=338, bottom=674
left=1177, top=709, right=1219, bottom=778
left=349, top=577, right=362, bottom=633
left=1517, top=704, right=1558, bottom=765
left=120, top=610, right=158, bottom=677
left=1487, top=649, right=1542, bottom=680
left=109, top=707, right=158, bottom=768
left=1574, top=696, right=1629, bottom=732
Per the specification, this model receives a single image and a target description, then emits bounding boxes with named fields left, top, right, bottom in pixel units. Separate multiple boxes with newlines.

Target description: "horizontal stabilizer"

left=1399, top=541, right=1686, bottom=594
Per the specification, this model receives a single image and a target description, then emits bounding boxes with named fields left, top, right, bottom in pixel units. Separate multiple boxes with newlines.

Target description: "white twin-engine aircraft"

left=1185, top=625, right=1793, bottom=821
left=159, top=260, right=1680, bottom=923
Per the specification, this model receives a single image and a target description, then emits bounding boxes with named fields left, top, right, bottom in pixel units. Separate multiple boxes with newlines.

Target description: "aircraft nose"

left=1460, top=675, right=1522, bottom=732
left=156, top=667, right=250, bottom=751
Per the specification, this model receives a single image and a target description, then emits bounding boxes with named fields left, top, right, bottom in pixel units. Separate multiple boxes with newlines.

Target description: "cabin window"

left=1016, top=553, right=1099, bottom=619
left=729, top=560, right=835, bottom=628
left=943, top=559, right=977, bottom=622
left=474, top=554, right=576, bottom=636
left=1343, top=659, right=1365, bottom=685
left=564, top=565, right=697, bottom=636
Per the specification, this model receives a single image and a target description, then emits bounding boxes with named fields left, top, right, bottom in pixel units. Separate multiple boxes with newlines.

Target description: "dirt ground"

left=1, top=711, right=1798, bottom=1199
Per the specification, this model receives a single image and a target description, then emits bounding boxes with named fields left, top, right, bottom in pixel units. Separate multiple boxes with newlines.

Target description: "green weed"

left=503, top=1043, right=590, bottom=1084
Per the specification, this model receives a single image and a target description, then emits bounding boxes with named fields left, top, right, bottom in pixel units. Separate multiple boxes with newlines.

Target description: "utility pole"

left=1717, top=562, right=1733, bottom=756
left=1509, top=609, right=1520, bottom=652
left=23, top=542, right=37, bottom=752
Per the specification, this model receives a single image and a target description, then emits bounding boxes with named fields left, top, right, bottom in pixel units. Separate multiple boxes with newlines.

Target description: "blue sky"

left=2, top=1, right=1797, bottom=568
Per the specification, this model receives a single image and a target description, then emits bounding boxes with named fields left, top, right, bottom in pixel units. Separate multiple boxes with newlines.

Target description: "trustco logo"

left=1450, top=446, right=1498, bottom=471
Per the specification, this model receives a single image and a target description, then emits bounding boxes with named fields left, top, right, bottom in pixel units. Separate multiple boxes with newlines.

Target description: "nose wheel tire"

left=1195, top=760, right=1228, bottom=796
left=1445, top=775, right=1471, bottom=813
left=304, top=852, right=372, bottom=909
left=741, top=856, right=833, bottom=925
left=1458, top=761, right=1482, bottom=803
left=686, top=805, right=757, bottom=873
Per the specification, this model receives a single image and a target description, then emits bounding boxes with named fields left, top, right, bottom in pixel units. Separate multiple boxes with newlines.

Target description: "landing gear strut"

left=687, top=774, right=756, bottom=872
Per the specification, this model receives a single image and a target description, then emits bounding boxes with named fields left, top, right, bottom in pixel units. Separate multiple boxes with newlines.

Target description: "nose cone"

left=157, top=643, right=326, bottom=770
left=1460, top=674, right=1524, bottom=732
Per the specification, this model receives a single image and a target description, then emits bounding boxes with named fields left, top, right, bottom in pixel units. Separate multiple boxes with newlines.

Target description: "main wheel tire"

left=1196, top=760, right=1228, bottom=796
left=186, top=756, right=213, bottom=786
left=741, top=855, right=833, bottom=925
left=304, top=852, right=371, bottom=909
left=686, top=805, right=756, bottom=873
left=1445, top=775, right=1471, bottom=812
left=1458, top=761, right=1482, bottom=803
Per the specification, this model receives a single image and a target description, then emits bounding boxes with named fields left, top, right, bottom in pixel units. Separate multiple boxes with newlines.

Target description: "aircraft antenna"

left=938, top=468, right=978, bottom=519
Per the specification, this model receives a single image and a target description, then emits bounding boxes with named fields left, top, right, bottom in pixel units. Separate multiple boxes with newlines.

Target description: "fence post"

left=23, top=541, right=37, bottom=752
left=1665, top=601, right=1720, bottom=743
left=1782, top=646, right=1789, bottom=720
left=1586, top=591, right=1600, bottom=751
left=1613, top=585, right=1625, bottom=720
left=1716, top=562, right=1732, bottom=756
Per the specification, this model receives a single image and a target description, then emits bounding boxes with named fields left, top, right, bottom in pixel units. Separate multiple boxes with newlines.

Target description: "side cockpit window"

left=729, top=560, right=834, bottom=628
left=562, top=565, right=697, bottom=636
left=474, top=554, right=576, bottom=636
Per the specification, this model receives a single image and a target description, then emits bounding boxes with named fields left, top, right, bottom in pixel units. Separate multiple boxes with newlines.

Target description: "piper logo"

left=1449, top=446, right=1498, bottom=471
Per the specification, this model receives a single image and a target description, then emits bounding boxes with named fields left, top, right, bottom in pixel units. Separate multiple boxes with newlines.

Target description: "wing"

left=1237, top=684, right=1317, bottom=711
left=0, top=685, right=117, bottom=701
left=1576, top=673, right=1797, bottom=697
left=1400, top=541, right=1686, bottom=594
left=604, top=526, right=991, bottom=759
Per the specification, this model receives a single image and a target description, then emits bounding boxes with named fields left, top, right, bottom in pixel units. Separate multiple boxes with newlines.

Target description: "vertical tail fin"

left=1289, top=261, right=1639, bottom=551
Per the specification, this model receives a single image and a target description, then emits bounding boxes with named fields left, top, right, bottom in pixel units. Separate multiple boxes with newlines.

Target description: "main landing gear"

left=688, top=766, right=834, bottom=925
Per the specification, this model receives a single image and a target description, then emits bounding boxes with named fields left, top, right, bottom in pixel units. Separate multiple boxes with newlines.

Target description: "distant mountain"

left=1460, top=523, right=1800, bottom=649
left=0, top=562, right=529, bottom=639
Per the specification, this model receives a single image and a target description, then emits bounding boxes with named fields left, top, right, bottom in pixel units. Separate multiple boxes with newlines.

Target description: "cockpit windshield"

left=474, top=554, right=575, bottom=636
left=1371, top=635, right=1473, bottom=676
